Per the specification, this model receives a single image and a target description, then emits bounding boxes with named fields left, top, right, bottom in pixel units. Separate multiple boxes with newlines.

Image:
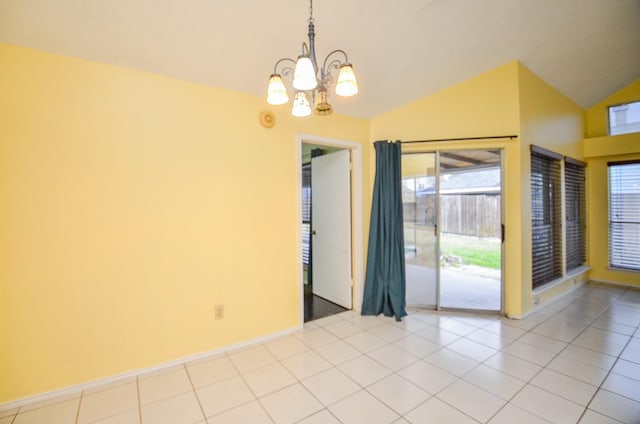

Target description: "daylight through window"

left=608, top=101, right=640, bottom=136
left=608, top=160, right=640, bottom=271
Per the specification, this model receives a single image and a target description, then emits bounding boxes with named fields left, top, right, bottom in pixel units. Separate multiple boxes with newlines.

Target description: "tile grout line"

left=74, top=391, right=83, bottom=424
left=470, top=285, right=615, bottom=423
left=313, top=315, right=409, bottom=422
left=523, top=286, right=635, bottom=423
left=500, top=297, right=618, bottom=410
left=479, top=337, right=576, bottom=423
left=358, top=315, right=476, bottom=423
left=136, top=376, right=143, bottom=424
left=224, top=347, right=278, bottom=423
left=352, top=310, right=501, bottom=422
left=376, top=284, right=640, bottom=421
left=579, top=287, right=640, bottom=422
left=264, top=340, right=342, bottom=424
left=300, top=313, right=411, bottom=422
left=183, top=363, right=208, bottom=424
left=426, top=321, right=523, bottom=424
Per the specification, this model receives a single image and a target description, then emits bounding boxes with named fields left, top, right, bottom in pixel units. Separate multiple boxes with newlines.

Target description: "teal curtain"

left=361, top=140, right=407, bottom=321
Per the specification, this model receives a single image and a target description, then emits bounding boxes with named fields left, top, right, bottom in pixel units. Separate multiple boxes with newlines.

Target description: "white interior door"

left=311, top=150, right=352, bottom=309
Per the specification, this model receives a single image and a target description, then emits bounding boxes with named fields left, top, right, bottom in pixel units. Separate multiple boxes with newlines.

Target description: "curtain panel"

left=361, top=140, right=407, bottom=321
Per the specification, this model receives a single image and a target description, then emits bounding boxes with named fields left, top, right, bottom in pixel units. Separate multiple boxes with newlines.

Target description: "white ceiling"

left=1, top=0, right=639, bottom=119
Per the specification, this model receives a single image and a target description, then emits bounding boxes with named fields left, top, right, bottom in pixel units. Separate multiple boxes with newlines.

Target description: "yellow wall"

left=371, top=61, right=524, bottom=315
left=516, top=63, right=587, bottom=312
left=371, top=62, right=589, bottom=317
left=583, top=79, right=640, bottom=285
left=2, top=41, right=636, bottom=404
left=586, top=78, right=640, bottom=138
left=370, top=61, right=520, bottom=141
left=584, top=80, right=640, bottom=286
left=585, top=151, right=640, bottom=287
left=517, top=64, right=585, bottom=159
left=0, top=44, right=370, bottom=402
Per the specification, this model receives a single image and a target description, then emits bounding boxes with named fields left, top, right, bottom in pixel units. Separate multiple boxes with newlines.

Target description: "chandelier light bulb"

left=314, top=87, right=333, bottom=115
left=335, top=64, right=358, bottom=97
left=293, top=56, right=318, bottom=91
left=291, top=92, right=312, bottom=117
left=266, top=74, right=289, bottom=105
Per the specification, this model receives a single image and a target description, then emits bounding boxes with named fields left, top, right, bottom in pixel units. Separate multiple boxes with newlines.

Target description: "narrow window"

left=565, top=158, right=587, bottom=271
left=301, top=162, right=312, bottom=268
left=608, top=160, right=640, bottom=271
left=531, top=146, right=563, bottom=288
left=608, top=101, right=640, bottom=136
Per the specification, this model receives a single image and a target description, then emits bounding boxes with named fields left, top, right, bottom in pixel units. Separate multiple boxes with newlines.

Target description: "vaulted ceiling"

left=1, top=0, right=639, bottom=119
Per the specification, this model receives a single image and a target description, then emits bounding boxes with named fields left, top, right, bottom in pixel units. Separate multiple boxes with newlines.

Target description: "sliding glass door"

left=402, top=149, right=503, bottom=312
left=402, top=153, right=438, bottom=309
left=439, top=150, right=502, bottom=310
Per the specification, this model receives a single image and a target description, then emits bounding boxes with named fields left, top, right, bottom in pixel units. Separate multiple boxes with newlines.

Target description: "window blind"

left=302, top=163, right=312, bottom=266
left=608, top=160, right=640, bottom=271
left=565, top=158, right=586, bottom=271
left=531, top=146, right=563, bottom=288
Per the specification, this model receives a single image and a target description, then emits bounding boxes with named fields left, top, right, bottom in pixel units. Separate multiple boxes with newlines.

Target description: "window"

left=565, top=158, right=586, bottom=271
left=608, top=161, right=640, bottom=271
left=608, top=101, right=640, bottom=136
left=301, top=162, right=311, bottom=266
left=531, top=146, right=563, bottom=288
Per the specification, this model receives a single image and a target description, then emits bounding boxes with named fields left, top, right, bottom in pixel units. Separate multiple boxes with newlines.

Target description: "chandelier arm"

left=323, top=59, right=343, bottom=80
left=320, top=49, right=350, bottom=78
left=300, top=42, right=310, bottom=57
left=272, top=57, right=297, bottom=77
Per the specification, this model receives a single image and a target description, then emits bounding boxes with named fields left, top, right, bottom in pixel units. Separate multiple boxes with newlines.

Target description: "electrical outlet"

left=214, top=304, right=224, bottom=320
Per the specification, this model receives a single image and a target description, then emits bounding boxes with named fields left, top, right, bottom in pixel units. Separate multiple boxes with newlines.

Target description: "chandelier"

left=266, top=0, right=359, bottom=117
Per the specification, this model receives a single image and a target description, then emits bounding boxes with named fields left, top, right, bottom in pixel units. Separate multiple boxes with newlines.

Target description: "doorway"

left=403, top=149, right=503, bottom=312
left=299, top=136, right=364, bottom=324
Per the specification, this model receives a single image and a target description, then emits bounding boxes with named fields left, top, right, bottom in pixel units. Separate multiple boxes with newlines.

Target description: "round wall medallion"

left=259, top=111, right=275, bottom=128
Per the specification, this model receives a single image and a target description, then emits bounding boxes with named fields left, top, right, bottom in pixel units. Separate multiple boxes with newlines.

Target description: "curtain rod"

left=401, top=135, right=518, bottom=144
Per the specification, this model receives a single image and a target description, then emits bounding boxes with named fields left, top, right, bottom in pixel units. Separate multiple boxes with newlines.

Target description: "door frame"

left=297, top=134, right=364, bottom=327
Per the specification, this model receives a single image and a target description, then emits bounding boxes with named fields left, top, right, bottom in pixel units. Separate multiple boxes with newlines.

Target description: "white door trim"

left=296, top=134, right=364, bottom=327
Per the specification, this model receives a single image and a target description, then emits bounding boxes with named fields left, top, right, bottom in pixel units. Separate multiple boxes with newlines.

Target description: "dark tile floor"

left=304, top=284, right=348, bottom=322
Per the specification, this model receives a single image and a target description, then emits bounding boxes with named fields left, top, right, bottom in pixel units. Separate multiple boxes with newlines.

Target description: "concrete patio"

left=406, top=264, right=501, bottom=311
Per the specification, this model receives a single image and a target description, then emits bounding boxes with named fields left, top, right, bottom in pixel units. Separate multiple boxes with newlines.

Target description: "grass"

left=440, top=233, right=501, bottom=269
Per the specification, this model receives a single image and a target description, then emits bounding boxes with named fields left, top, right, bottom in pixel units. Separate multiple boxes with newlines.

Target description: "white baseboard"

left=506, top=279, right=587, bottom=320
left=0, top=325, right=301, bottom=411
left=506, top=277, right=638, bottom=321
left=589, top=279, right=640, bottom=289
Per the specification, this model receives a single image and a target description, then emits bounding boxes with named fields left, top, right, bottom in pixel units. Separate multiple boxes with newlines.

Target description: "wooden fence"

left=404, top=194, right=501, bottom=239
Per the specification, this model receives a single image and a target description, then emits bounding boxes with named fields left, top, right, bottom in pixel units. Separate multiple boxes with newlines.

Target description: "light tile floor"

left=2, top=282, right=639, bottom=424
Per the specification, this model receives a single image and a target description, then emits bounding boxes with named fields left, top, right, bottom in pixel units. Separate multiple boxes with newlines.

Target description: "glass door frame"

left=402, top=151, right=439, bottom=310
left=402, top=148, right=505, bottom=314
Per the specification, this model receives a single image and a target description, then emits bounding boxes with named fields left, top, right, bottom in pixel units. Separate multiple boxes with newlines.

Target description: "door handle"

left=312, top=230, right=317, bottom=235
